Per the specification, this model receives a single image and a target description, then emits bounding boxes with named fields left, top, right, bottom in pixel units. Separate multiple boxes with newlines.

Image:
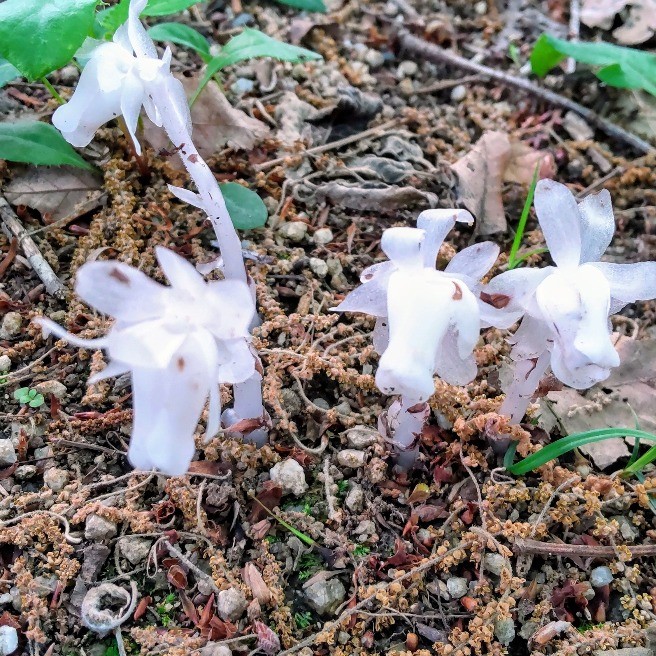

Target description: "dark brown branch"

left=514, top=538, right=656, bottom=559
left=397, top=30, right=653, bottom=156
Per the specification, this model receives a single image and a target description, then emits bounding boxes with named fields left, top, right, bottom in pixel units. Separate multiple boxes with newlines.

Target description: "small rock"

left=397, top=60, right=418, bottom=78
left=309, top=258, right=328, bottom=278
left=119, top=537, right=152, bottom=565
left=34, top=446, right=54, bottom=469
left=312, top=398, right=330, bottom=410
left=35, top=380, right=67, bottom=400
left=446, top=577, right=468, bottom=599
left=14, top=465, right=37, bottom=480
left=0, top=355, right=10, bottom=372
left=43, top=467, right=69, bottom=492
left=474, top=0, right=487, bottom=14
left=590, top=566, right=613, bottom=588
left=0, top=440, right=16, bottom=469
left=304, top=577, right=346, bottom=616
left=217, top=587, right=248, bottom=621
left=0, top=626, right=18, bottom=656
left=345, top=426, right=378, bottom=449
left=345, top=485, right=364, bottom=512
left=58, top=65, right=79, bottom=85
left=278, top=221, right=308, bottom=243
left=313, top=227, right=333, bottom=246
left=0, top=312, right=21, bottom=339
left=450, top=85, right=467, bottom=102
left=364, top=49, right=385, bottom=69
left=337, top=449, right=366, bottom=469
left=281, top=388, right=302, bottom=416
left=326, top=258, right=342, bottom=277
left=611, top=515, right=639, bottom=542
left=270, top=459, right=308, bottom=496
left=32, top=575, right=57, bottom=598
left=494, top=618, right=515, bottom=645
left=201, top=644, right=233, bottom=656
left=231, top=78, right=255, bottom=95
left=0, top=594, right=11, bottom=607
left=484, top=553, right=507, bottom=576
left=84, top=514, right=118, bottom=541
left=81, top=545, right=111, bottom=583
left=398, top=78, right=414, bottom=96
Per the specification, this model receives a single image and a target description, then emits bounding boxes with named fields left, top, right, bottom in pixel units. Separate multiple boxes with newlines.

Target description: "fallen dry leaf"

left=243, top=562, right=272, bottom=605
left=450, top=131, right=554, bottom=235
left=5, top=166, right=103, bottom=222
left=143, top=74, right=269, bottom=161
left=582, top=0, right=656, bottom=44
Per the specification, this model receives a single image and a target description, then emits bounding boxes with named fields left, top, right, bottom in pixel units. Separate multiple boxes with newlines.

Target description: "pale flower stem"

left=499, top=350, right=551, bottom=424
left=393, top=396, right=429, bottom=470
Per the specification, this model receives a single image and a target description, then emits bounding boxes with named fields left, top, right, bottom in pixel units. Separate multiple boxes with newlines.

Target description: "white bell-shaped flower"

left=334, top=209, right=502, bottom=403
left=36, top=247, right=255, bottom=476
left=52, top=0, right=190, bottom=155
left=483, top=179, right=656, bottom=421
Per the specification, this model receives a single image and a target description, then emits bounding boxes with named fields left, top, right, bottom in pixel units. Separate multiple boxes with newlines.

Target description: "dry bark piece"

left=581, top=0, right=656, bottom=44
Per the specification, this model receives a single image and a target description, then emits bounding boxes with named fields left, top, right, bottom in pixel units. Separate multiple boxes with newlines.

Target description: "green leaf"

left=0, top=122, right=94, bottom=170
left=148, top=23, right=211, bottom=62
left=191, top=28, right=321, bottom=104
left=0, top=0, right=99, bottom=81
left=94, top=0, right=130, bottom=38
left=220, top=183, right=267, bottom=230
left=13, top=387, right=29, bottom=402
left=507, top=163, right=540, bottom=270
left=271, top=0, right=326, bottom=11
left=530, top=33, right=656, bottom=97
left=0, top=58, right=20, bottom=88
left=29, top=393, right=45, bottom=408
left=142, top=0, right=200, bottom=17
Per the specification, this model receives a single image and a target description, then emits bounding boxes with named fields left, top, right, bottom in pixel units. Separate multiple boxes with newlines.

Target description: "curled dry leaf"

left=253, top=620, right=281, bottom=656
left=243, top=563, right=272, bottom=605
left=530, top=620, right=572, bottom=645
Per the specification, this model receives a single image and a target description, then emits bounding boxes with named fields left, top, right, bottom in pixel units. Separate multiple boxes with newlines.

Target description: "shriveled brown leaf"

left=451, top=131, right=554, bottom=235
left=253, top=620, right=281, bottom=656
left=582, top=0, right=656, bottom=44
left=248, top=481, right=282, bottom=523
left=133, top=596, right=151, bottom=621
left=186, top=460, right=230, bottom=476
left=179, top=590, right=199, bottom=625
left=224, top=417, right=266, bottom=434
left=530, top=620, right=572, bottom=645
left=243, top=563, right=272, bottom=605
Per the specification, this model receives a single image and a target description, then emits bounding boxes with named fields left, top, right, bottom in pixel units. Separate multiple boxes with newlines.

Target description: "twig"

left=514, top=538, right=656, bottom=559
left=0, top=196, right=67, bottom=299
left=415, top=74, right=482, bottom=95
left=566, top=0, right=581, bottom=74
left=397, top=30, right=654, bottom=155
left=255, top=119, right=400, bottom=171
left=323, top=457, right=339, bottom=521
left=575, top=166, right=623, bottom=198
left=278, top=540, right=475, bottom=656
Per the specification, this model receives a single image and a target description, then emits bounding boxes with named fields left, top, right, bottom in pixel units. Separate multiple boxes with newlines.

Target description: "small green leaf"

left=142, top=0, right=200, bottom=17
left=221, top=183, right=268, bottom=230
left=271, top=0, right=326, bottom=11
left=148, top=23, right=211, bottom=62
left=0, top=58, right=20, bottom=88
left=192, top=28, right=321, bottom=104
left=27, top=389, right=36, bottom=399
left=13, top=387, right=29, bottom=402
left=530, top=33, right=656, bottom=97
left=29, top=393, right=45, bottom=408
left=0, top=122, right=94, bottom=170
left=0, top=0, right=99, bottom=81
left=94, top=0, right=130, bottom=38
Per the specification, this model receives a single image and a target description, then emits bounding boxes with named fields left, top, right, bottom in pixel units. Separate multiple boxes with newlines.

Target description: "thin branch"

left=514, top=538, right=656, bottom=559
left=0, top=196, right=66, bottom=299
left=397, top=30, right=653, bottom=155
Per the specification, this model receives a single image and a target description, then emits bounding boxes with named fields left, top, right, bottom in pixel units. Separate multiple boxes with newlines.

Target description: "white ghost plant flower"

left=52, top=0, right=186, bottom=155
left=483, top=179, right=656, bottom=423
left=35, top=248, right=256, bottom=476
left=334, top=209, right=505, bottom=468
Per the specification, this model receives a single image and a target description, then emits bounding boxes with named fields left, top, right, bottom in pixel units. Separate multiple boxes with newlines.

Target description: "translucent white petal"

left=190, top=332, right=221, bottom=442
left=34, top=317, right=108, bottom=350
left=481, top=266, right=552, bottom=316
left=96, top=45, right=134, bottom=93
left=113, top=24, right=132, bottom=52
left=148, top=74, right=192, bottom=137
left=372, top=316, right=390, bottom=354
left=380, top=227, right=424, bottom=271
left=155, top=247, right=206, bottom=297
left=107, top=320, right=186, bottom=368
left=578, top=189, right=615, bottom=263
left=508, top=315, right=552, bottom=359
left=434, top=329, right=478, bottom=386
left=447, top=280, right=481, bottom=358
left=76, top=260, right=167, bottom=321
left=217, top=338, right=256, bottom=384
left=120, top=72, right=145, bottom=155
left=331, top=279, right=388, bottom=317
left=550, top=343, right=612, bottom=389
left=127, top=0, right=158, bottom=59
left=360, top=260, right=395, bottom=284
left=167, top=184, right=206, bottom=211
left=205, top=280, right=255, bottom=339
left=591, top=261, right=656, bottom=304
left=445, top=241, right=499, bottom=282
left=232, top=370, right=265, bottom=420
left=534, top=179, right=582, bottom=268
left=88, top=359, right=130, bottom=385
left=417, top=208, right=473, bottom=268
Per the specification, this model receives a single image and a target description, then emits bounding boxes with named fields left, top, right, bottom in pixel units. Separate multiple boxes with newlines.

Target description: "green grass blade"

left=250, top=495, right=316, bottom=547
left=507, top=163, right=540, bottom=270
left=623, top=444, right=656, bottom=476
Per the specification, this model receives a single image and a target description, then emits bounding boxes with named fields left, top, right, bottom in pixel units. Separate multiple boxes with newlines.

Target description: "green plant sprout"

left=250, top=493, right=316, bottom=548
left=13, top=387, right=45, bottom=408
left=156, top=592, right=177, bottom=627
left=297, top=552, right=322, bottom=580
left=353, top=544, right=370, bottom=557
left=294, top=611, right=314, bottom=629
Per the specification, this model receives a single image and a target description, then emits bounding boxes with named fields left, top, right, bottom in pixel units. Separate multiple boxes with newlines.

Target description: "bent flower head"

left=334, top=209, right=504, bottom=403
left=36, top=247, right=255, bottom=476
left=484, top=179, right=656, bottom=422
left=52, top=0, right=190, bottom=154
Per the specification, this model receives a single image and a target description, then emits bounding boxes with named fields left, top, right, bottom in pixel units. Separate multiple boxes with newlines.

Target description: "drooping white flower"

left=36, top=247, right=255, bottom=476
left=483, top=179, right=656, bottom=422
left=334, top=209, right=503, bottom=403
left=52, top=0, right=190, bottom=155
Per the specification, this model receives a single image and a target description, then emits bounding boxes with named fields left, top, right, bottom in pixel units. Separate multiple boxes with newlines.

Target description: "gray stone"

left=231, top=78, right=255, bottom=95
left=35, top=380, right=67, bottom=400
left=494, top=618, right=515, bottom=645
left=364, top=49, right=385, bottom=69
left=270, top=459, right=308, bottom=496
left=345, top=485, right=364, bottom=512
left=0, top=626, right=18, bottom=656
left=278, top=221, right=307, bottom=243
left=217, top=587, right=248, bottom=621
left=611, top=515, right=639, bottom=542
left=34, top=446, right=54, bottom=469
left=84, top=514, right=117, bottom=541
left=397, top=60, right=418, bottom=78
left=590, top=566, right=613, bottom=588
left=0, top=594, right=11, bottom=606
left=345, top=426, right=378, bottom=449
left=43, top=467, right=69, bottom=492
left=484, top=553, right=507, bottom=576
left=309, top=258, right=328, bottom=278
left=81, top=544, right=111, bottom=583
left=32, top=575, right=57, bottom=598
left=14, top=465, right=37, bottom=480
left=337, top=449, right=366, bottom=469
left=304, top=577, right=346, bottom=616
left=0, top=312, right=21, bottom=339
left=0, top=440, right=16, bottom=469
left=0, top=355, right=10, bottom=372
left=200, top=644, right=233, bottom=656
left=119, top=537, right=152, bottom=565
left=450, top=85, right=467, bottom=102
left=313, top=227, right=333, bottom=246
left=446, top=577, right=468, bottom=599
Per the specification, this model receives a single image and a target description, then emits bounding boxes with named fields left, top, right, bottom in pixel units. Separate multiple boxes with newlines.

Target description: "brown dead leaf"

left=451, top=131, right=554, bottom=235
left=5, top=166, right=103, bottom=222
left=582, top=0, right=656, bottom=44
left=248, top=481, right=282, bottom=523
left=243, top=562, right=272, bottom=605
left=143, top=74, right=269, bottom=160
